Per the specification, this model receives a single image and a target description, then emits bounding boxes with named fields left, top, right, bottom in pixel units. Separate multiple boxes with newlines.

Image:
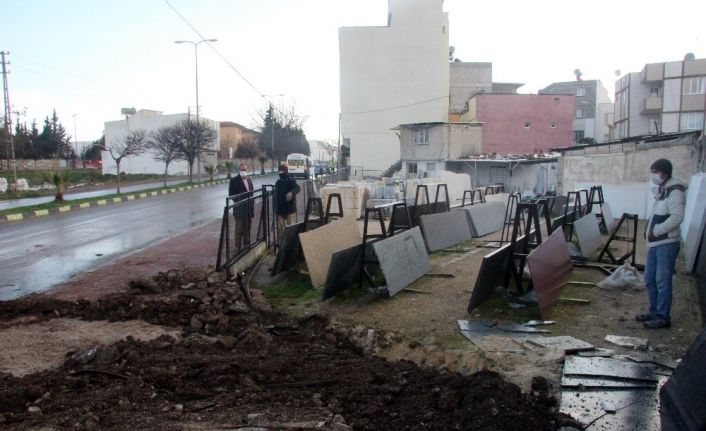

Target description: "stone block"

left=272, top=222, right=304, bottom=275
left=418, top=210, right=472, bottom=252
left=372, top=227, right=431, bottom=297
left=299, top=216, right=361, bottom=288
left=0, top=177, right=7, bottom=193
left=574, top=214, right=603, bottom=258
left=323, top=243, right=373, bottom=300
left=681, top=174, right=706, bottom=272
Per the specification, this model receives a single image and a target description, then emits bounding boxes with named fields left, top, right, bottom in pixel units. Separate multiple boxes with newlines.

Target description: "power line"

left=163, top=0, right=268, bottom=103
left=342, top=95, right=450, bottom=115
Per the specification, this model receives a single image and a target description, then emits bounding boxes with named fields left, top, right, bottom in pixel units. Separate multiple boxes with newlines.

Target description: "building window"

left=426, top=162, right=436, bottom=172
left=680, top=112, right=704, bottom=130
left=550, top=123, right=557, bottom=129
left=408, top=162, right=417, bottom=174
left=573, top=130, right=585, bottom=142
left=576, top=88, right=586, bottom=96
left=554, top=97, right=560, bottom=105
left=650, top=87, right=661, bottom=97
left=524, top=122, right=531, bottom=128
left=685, top=77, right=705, bottom=95
left=413, top=128, right=429, bottom=144
left=575, top=107, right=585, bottom=118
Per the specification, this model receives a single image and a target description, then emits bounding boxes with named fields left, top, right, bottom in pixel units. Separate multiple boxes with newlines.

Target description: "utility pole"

left=1, top=51, right=17, bottom=191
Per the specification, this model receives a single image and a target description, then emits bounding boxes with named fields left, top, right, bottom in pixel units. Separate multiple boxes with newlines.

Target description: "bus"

left=286, top=153, right=311, bottom=179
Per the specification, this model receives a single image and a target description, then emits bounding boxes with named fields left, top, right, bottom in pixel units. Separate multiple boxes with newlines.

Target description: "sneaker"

left=635, top=313, right=653, bottom=322
left=643, top=318, right=671, bottom=329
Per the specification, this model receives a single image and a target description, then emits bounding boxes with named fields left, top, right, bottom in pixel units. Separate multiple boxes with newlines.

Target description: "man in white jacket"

left=637, top=159, right=687, bottom=329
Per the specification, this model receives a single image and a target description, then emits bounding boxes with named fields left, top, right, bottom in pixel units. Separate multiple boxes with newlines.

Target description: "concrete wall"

left=102, top=110, right=219, bottom=176
left=469, top=94, right=574, bottom=154
left=449, top=62, right=492, bottom=115
left=399, top=123, right=482, bottom=163
left=339, top=0, right=449, bottom=172
left=557, top=135, right=699, bottom=218
left=449, top=160, right=557, bottom=194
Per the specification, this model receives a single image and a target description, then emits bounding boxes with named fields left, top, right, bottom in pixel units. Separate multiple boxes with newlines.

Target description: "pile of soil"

left=0, top=268, right=578, bottom=430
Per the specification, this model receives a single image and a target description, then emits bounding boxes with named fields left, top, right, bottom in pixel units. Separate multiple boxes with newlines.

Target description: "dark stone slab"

left=322, top=243, right=367, bottom=300
left=563, top=356, right=657, bottom=382
left=528, top=336, right=594, bottom=353
left=272, top=222, right=304, bottom=275
left=526, top=227, right=572, bottom=319
left=660, top=326, right=706, bottom=431
left=561, top=376, right=657, bottom=390
left=456, top=201, right=506, bottom=237
left=457, top=320, right=544, bottom=339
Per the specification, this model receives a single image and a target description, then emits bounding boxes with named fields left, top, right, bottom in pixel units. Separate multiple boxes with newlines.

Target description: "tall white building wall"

left=102, top=110, right=219, bottom=175
left=339, top=0, right=450, bottom=172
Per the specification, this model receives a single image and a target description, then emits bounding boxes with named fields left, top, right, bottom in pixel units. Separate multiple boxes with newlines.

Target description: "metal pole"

left=194, top=43, right=201, bottom=181
left=72, top=114, right=78, bottom=168
left=270, top=103, right=275, bottom=171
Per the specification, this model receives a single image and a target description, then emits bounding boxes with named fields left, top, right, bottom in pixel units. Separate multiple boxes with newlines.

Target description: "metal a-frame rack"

left=503, top=199, right=553, bottom=293
left=597, top=212, right=640, bottom=267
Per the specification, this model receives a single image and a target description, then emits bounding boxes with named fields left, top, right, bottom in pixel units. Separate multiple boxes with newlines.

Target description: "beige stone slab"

left=299, top=215, right=362, bottom=288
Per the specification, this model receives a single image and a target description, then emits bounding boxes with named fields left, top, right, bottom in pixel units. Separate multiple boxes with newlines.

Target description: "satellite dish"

left=684, top=53, right=695, bottom=61
left=614, top=70, right=621, bottom=77
left=574, top=69, right=583, bottom=81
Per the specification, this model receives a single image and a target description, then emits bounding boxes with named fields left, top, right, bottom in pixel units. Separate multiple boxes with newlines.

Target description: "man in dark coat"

left=274, top=164, right=301, bottom=241
left=228, top=163, right=254, bottom=252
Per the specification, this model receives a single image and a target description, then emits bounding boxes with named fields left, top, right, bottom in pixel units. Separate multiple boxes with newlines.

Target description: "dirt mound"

left=0, top=269, right=578, bottom=430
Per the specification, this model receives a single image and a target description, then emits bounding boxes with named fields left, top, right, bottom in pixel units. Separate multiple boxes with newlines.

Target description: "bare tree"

left=102, top=130, right=147, bottom=194
left=235, top=137, right=260, bottom=172
left=177, top=119, right=217, bottom=182
left=148, top=124, right=184, bottom=187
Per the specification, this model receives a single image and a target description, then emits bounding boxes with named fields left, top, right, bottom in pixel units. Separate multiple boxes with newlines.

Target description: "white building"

left=102, top=109, right=219, bottom=175
left=339, top=0, right=450, bottom=173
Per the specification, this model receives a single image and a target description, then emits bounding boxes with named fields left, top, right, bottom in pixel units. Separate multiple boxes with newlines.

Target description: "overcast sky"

left=1, top=0, right=702, bottom=143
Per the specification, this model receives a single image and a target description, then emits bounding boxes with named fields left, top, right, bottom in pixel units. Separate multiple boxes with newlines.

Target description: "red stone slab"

left=527, top=227, right=572, bottom=319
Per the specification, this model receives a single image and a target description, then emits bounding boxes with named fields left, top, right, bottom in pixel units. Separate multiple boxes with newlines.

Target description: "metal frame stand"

left=358, top=207, right=388, bottom=289
left=598, top=212, right=639, bottom=267
left=504, top=201, right=547, bottom=293
left=461, top=189, right=485, bottom=207
left=587, top=185, right=606, bottom=232
left=303, top=197, right=325, bottom=231
left=324, top=193, right=343, bottom=224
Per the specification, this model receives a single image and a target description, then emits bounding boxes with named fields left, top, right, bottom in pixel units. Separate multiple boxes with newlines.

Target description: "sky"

left=1, top=0, right=703, bottom=144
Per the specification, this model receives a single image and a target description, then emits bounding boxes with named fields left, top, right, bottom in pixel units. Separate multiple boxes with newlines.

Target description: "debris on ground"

left=0, top=268, right=579, bottom=430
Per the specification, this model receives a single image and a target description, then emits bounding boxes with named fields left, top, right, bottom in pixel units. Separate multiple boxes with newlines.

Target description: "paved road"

left=0, top=174, right=278, bottom=300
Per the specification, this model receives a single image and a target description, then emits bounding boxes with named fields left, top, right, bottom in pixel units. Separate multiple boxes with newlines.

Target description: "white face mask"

left=240, top=170, right=248, bottom=175
left=650, top=173, right=663, bottom=185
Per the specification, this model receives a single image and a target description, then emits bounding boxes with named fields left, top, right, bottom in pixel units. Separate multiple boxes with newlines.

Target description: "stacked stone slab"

left=418, top=210, right=472, bottom=252
left=454, top=201, right=506, bottom=237
left=574, top=214, right=602, bottom=258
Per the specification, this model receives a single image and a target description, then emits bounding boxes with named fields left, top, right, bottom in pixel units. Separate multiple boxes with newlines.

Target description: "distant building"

left=220, top=122, right=260, bottom=159
left=102, top=109, right=219, bottom=175
left=614, top=56, right=706, bottom=138
left=461, top=93, right=575, bottom=154
left=539, top=79, right=614, bottom=143
left=339, top=0, right=450, bottom=172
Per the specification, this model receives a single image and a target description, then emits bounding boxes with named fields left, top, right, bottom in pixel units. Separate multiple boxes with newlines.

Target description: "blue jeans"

left=644, top=241, right=680, bottom=320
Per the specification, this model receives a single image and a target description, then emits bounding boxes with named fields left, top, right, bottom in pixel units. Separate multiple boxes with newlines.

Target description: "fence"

left=216, top=167, right=350, bottom=274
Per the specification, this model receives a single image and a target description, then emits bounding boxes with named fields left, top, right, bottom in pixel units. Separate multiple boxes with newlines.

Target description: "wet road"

left=0, top=174, right=278, bottom=300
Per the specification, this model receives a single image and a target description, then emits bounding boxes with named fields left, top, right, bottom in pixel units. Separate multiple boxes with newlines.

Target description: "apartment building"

left=539, top=80, right=614, bottom=143
left=614, top=56, right=706, bottom=138
left=220, top=122, right=260, bottom=160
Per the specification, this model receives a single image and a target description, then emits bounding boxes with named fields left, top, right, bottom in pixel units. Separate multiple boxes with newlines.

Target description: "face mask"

left=650, top=173, right=663, bottom=185
left=240, top=170, right=248, bottom=175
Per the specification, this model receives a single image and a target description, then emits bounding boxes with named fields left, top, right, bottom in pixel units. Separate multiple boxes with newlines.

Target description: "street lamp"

left=72, top=114, right=78, bottom=167
left=175, top=38, right=217, bottom=180
left=263, top=93, right=283, bottom=172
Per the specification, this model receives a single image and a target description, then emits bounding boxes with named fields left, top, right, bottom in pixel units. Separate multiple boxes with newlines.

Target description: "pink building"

left=467, top=94, right=575, bottom=154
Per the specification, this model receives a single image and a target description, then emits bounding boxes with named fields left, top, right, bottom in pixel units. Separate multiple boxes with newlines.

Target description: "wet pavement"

left=0, top=174, right=277, bottom=300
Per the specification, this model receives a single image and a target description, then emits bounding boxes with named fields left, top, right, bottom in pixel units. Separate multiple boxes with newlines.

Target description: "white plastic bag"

left=596, top=263, right=644, bottom=290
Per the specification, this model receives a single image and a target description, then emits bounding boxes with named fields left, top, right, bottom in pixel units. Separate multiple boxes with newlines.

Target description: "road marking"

left=58, top=206, right=71, bottom=212
left=112, top=197, right=122, bottom=203
left=139, top=193, right=147, bottom=198
left=126, top=195, right=135, bottom=200
left=7, top=213, right=23, bottom=221
left=96, top=199, right=107, bottom=205
left=34, top=209, right=49, bottom=217
left=79, top=202, right=90, bottom=208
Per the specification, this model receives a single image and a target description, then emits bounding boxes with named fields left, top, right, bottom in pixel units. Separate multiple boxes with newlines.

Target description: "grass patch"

left=433, top=333, right=468, bottom=349
left=0, top=179, right=222, bottom=216
left=261, top=274, right=320, bottom=307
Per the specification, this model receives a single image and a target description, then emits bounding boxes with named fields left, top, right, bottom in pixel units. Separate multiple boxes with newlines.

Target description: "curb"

left=1, top=179, right=230, bottom=224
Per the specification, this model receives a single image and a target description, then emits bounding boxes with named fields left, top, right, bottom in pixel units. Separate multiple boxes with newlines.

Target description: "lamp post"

left=263, top=93, right=283, bottom=172
left=175, top=38, right=217, bottom=180
left=72, top=114, right=78, bottom=168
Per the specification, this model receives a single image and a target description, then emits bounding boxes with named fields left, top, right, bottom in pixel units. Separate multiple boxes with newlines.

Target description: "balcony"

left=641, top=97, right=662, bottom=114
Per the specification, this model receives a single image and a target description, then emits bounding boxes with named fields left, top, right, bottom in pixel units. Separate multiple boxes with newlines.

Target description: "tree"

left=148, top=124, right=184, bottom=187
left=177, top=119, right=217, bottom=182
left=102, top=130, right=147, bottom=194
left=235, top=137, right=260, bottom=172
left=224, top=160, right=234, bottom=178
left=36, top=110, right=71, bottom=159
left=204, top=164, right=215, bottom=181
left=255, top=102, right=308, bottom=166
left=83, top=136, right=104, bottom=161
left=45, top=169, right=70, bottom=201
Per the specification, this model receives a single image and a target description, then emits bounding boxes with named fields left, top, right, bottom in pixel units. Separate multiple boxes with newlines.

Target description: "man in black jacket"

left=228, top=163, right=254, bottom=252
left=274, top=164, right=301, bottom=241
